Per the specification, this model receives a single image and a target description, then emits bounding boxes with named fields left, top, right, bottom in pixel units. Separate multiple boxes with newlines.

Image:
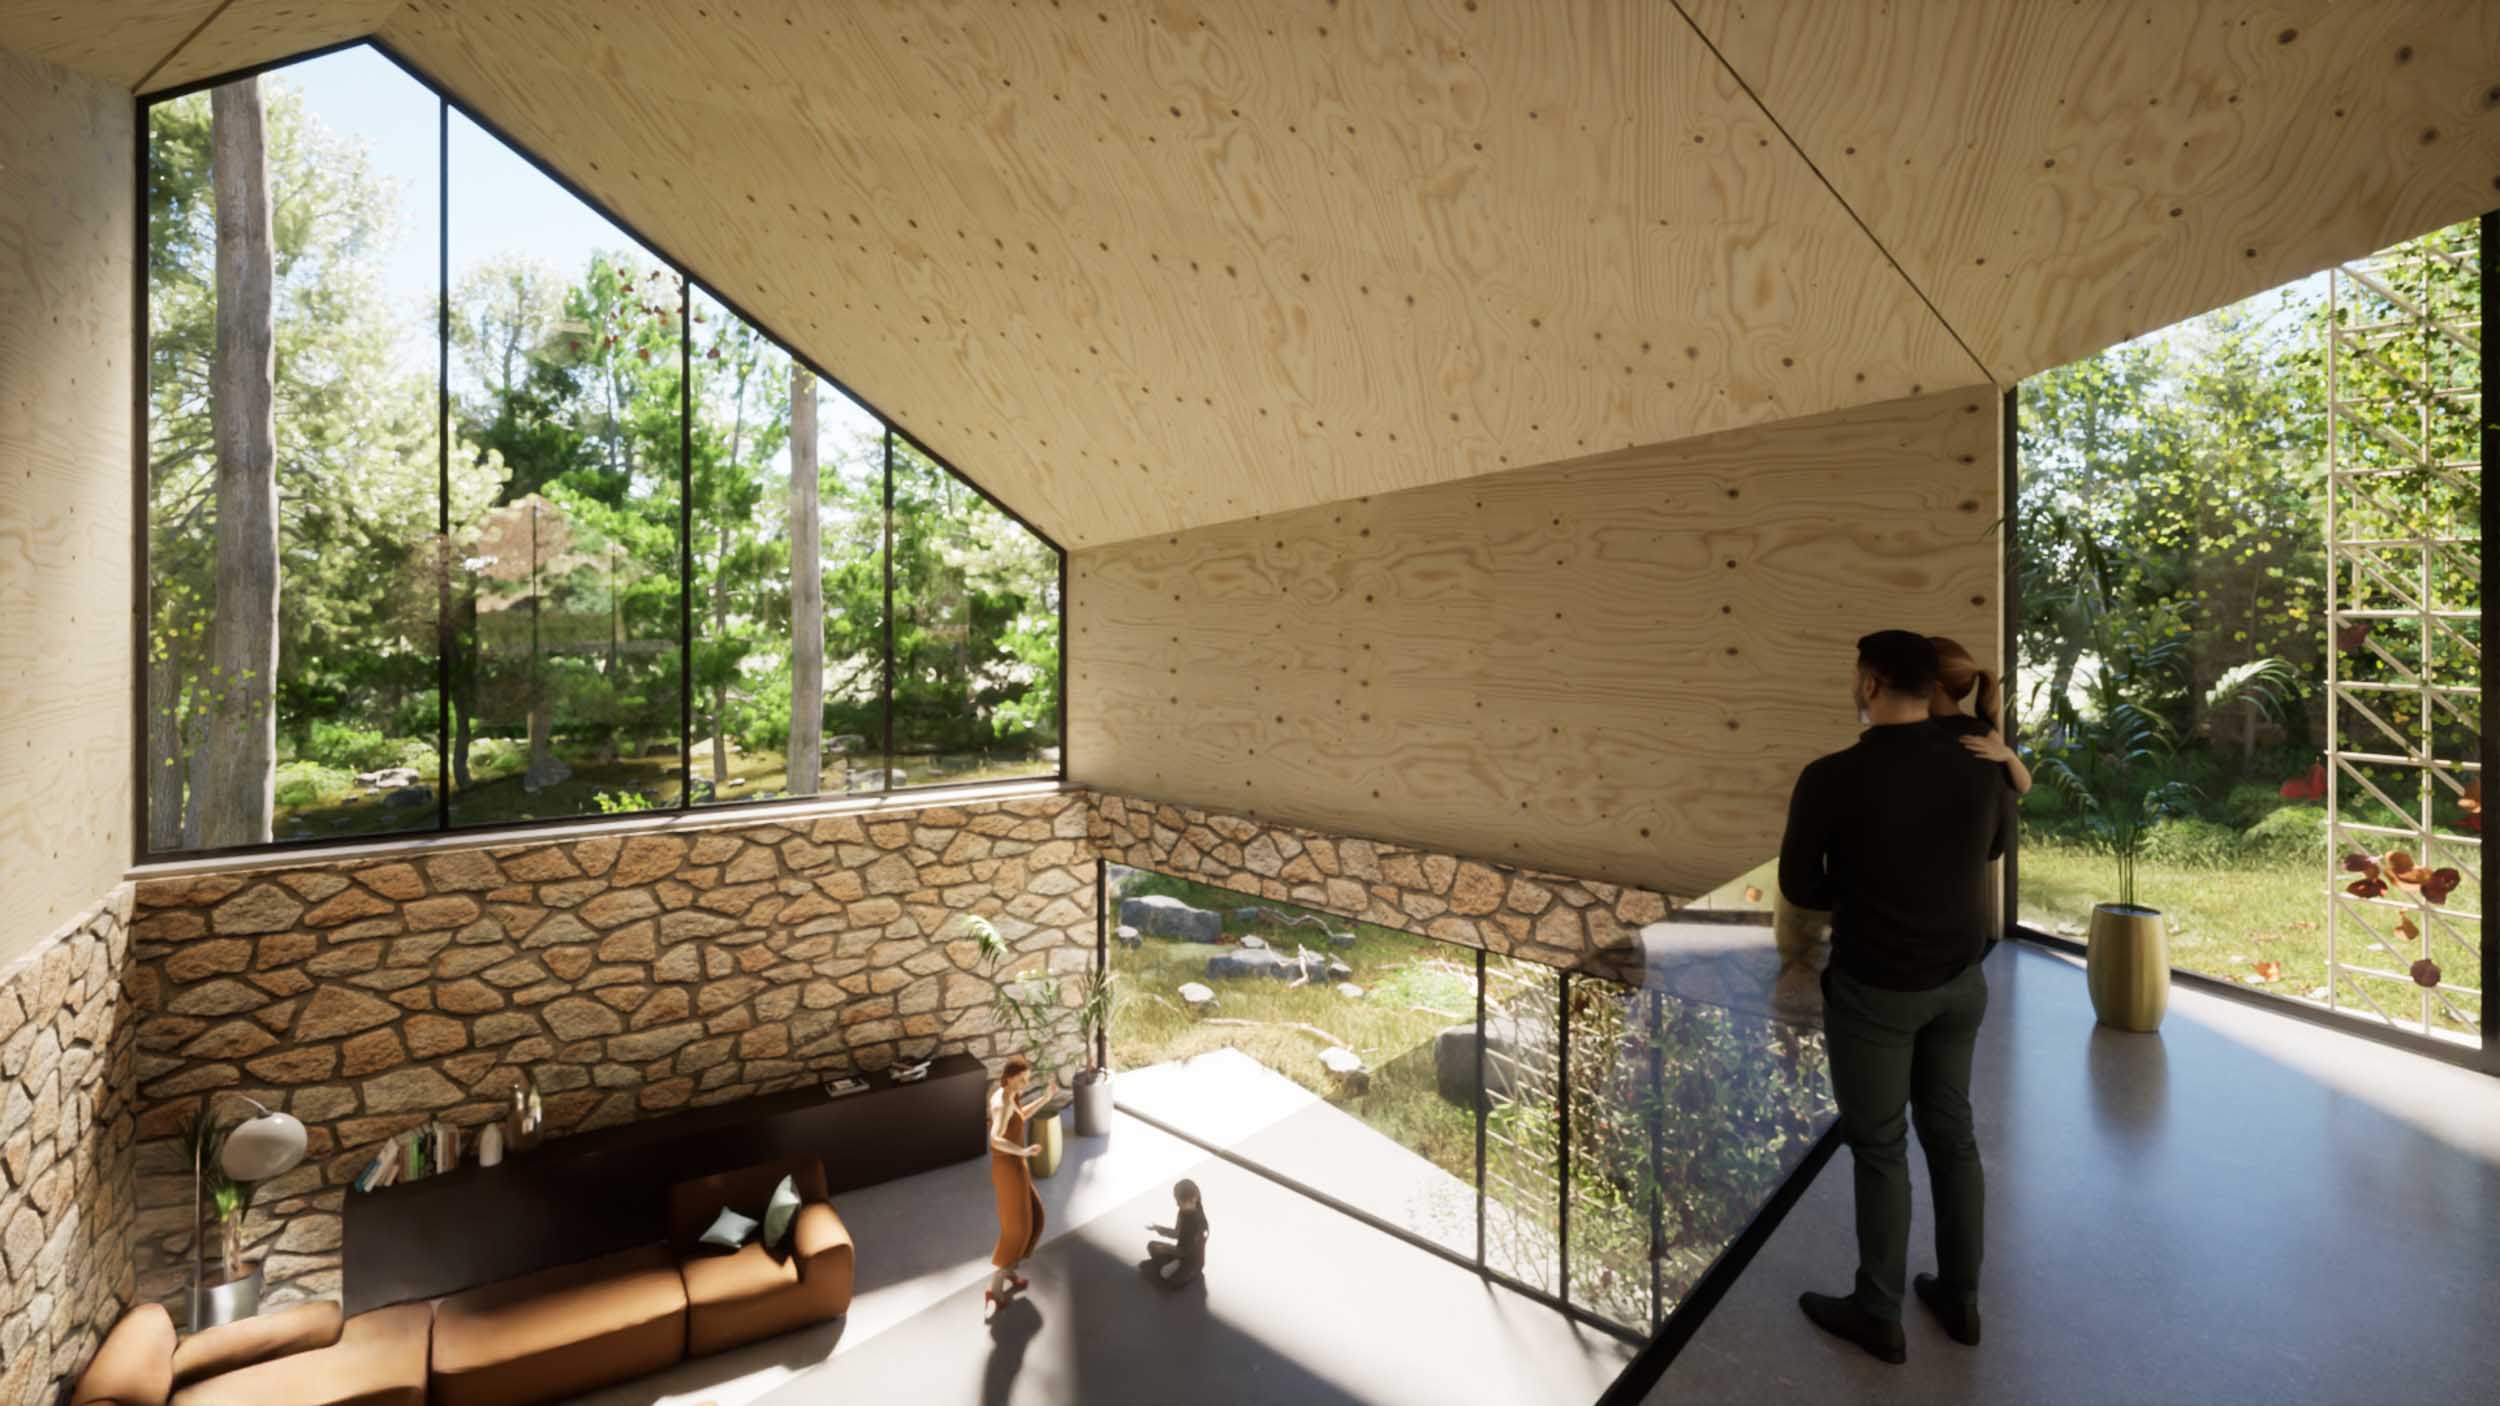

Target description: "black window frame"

left=130, top=37, right=1068, bottom=865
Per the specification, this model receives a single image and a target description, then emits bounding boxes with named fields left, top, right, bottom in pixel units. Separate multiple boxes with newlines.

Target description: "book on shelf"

left=821, top=1075, right=868, bottom=1098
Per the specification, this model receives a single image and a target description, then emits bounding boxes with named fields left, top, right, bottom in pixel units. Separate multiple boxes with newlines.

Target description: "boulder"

left=1178, top=982, right=1218, bottom=1015
left=1431, top=1017, right=1555, bottom=1107
left=1329, top=931, right=1357, bottom=951
left=357, top=766, right=422, bottom=790
left=1115, top=925, right=1143, bottom=951
left=1335, top=983, right=1365, bottom=1000
left=1239, top=935, right=1268, bottom=950
left=383, top=785, right=435, bottom=810
left=1205, top=948, right=1298, bottom=982
left=1320, top=1046, right=1369, bottom=1095
left=1326, top=959, right=1353, bottom=981
left=1120, top=895, right=1221, bottom=943
left=1228, top=906, right=1269, bottom=932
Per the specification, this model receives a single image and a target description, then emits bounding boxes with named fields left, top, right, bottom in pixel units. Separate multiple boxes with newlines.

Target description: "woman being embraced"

left=985, top=1055, right=1054, bottom=1319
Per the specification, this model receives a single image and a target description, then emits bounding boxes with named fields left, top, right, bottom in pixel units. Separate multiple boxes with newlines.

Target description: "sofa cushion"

left=171, top=1301, right=342, bottom=1385
left=431, top=1243, right=686, bottom=1406
left=70, top=1302, right=176, bottom=1406
left=666, top=1157, right=828, bottom=1257
left=168, top=1302, right=430, bottom=1406
left=697, top=1206, right=759, bottom=1252
left=682, top=1201, right=852, bottom=1359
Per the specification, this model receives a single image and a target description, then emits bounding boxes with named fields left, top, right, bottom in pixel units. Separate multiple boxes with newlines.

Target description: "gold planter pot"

left=1030, top=1107, right=1066, bottom=1179
left=2086, top=903, right=2169, bottom=1032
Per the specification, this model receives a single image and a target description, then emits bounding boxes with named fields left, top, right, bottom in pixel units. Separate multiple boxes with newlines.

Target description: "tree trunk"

left=787, top=368, right=823, bottom=796
left=195, top=79, right=279, bottom=850
left=147, top=651, right=186, bottom=852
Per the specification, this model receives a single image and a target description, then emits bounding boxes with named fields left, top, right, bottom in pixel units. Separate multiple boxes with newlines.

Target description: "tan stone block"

left=431, top=946, right=508, bottom=980
left=658, top=910, right=735, bottom=943
left=581, top=890, right=661, bottom=930
left=1533, top=906, right=1584, bottom=949
left=212, top=886, right=306, bottom=936
left=295, top=986, right=399, bottom=1039
left=423, top=851, right=505, bottom=893
left=179, top=1021, right=276, bottom=1061
left=611, top=835, right=688, bottom=887
left=735, top=1025, right=787, bottom=1059
left=638, top=1078, right=693, bottom=1111
left=630, top=989, right=692, bottom=1028
left=165, top=940, right=254, bottom=984
left=306, top=943, right=383, bottom=978
left=674, top=1035, right=734, bottom=1074
left=403, top=896, right=479, bottom=931
left=246, top=1047, right=337, bottom=1085
left=489, top=905, right=548, bottom=941
left=132, top=911, right=207, bottom=943
left=454, top=918, right=507, bottom=946
left=653, top=947, right=701, bottom=983
left=755, top=987, right=800, bottom=1021
left=814, top=869, right=867, bottom=903
left=610, top=1021, right=704, bottom=1062
left=360, top=1066, right=463, bottom=1115
left=1616, top=890, right=1669, bottom=927
left=541, top=946, right=594, bottom=982
left=689, top=835, right=744, bottom=865
left=545, top=996, right=625, bottom=1042
left=481, top=956, right=548, bottom=989
left=1450, top=863, right=1506, bottom=916
left=537, top=879, right=606, bottom=908
left=351, top=864, right=423, bottom=901
left=471, top=1012, right=540, bottom=1047
left=386, top=933, right=454, bottom=968
left=582, top=964, right=646, bottom=990
left=405, top=1015, right=467, bottom=1059
left=303, top=888, right=394, bottom=928
left=340, top=1029, right=407, bottom=1077
left=435, top=980, right=504, bottom=1015
left=252, top=997, right=303, bottom=1031
left=498, top=847, right=582, bottom=882
left=848, top=897, right=903, bottom=928
left=695, top=884, right=771, bottom=917
left=697, top=978, right=763, bottom=1015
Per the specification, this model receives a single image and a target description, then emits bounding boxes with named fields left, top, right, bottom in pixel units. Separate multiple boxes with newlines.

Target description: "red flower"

left=2409, top=958, right=2441, bottom=989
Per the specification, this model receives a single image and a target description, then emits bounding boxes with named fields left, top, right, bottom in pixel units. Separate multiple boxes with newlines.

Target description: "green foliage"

left=592, top=790, right=654, bottom=815
left=274, top=761, right=355, bottom=809
left=299, top=721, right=403, bottom=773
left=2140, top=817, right=2244, bottom=869
left=2240, top=804, right=2328, bottom=865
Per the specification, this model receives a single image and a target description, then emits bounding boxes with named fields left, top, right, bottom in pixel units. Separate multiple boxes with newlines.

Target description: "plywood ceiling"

left=1680, top=0, right=2500, bottom=384
left=5, top=1, right=2493, bottom=546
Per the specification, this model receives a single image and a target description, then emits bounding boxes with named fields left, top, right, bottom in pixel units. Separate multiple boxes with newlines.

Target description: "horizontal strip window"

left=137, top=41, right=1062, bottom=863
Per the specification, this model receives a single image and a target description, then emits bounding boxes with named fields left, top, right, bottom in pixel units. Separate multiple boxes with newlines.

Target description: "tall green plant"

left=958, top=913, right=1074, bottom=1089
left=179, top=1110, right=265, bottom=1284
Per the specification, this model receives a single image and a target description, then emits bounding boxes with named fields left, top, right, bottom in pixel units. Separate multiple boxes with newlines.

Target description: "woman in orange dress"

left=985, top=1055, right=1053, bottom=1318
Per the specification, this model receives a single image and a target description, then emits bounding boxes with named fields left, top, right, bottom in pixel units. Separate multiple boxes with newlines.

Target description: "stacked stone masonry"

left=126, top=793, right=1093, bottom=1309
left=1089, top=793, right=1672, bottom=975
left=0, top=887, right=140, bottom=1406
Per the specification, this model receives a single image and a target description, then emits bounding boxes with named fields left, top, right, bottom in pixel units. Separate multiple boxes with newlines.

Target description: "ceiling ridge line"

left=1663, top=0, right=1997, bottom=389
left=130, top=0, right=239, bottom=95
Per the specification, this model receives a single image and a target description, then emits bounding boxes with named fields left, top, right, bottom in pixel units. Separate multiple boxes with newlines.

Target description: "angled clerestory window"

left=139, top=42, right=1062, bottom=859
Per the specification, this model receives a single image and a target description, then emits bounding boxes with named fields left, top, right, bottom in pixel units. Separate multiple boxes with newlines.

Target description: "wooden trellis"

left=2324, top=224, right=2483, bottom=1042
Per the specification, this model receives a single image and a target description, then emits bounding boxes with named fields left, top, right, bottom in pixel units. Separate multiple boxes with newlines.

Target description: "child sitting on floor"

left=1145, top=1179, right=1209, bottom=1286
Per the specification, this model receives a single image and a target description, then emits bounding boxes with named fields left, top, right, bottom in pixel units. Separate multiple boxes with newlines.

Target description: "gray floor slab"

left=759, top=1154, right=1632, bottom=1406
left=1650, top=941, right=2500, bottom=1406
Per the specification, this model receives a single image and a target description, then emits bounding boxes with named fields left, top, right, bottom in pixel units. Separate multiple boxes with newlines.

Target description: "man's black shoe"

left=1798, top=1291, right=1906, bottom=1364
left=1913, top=1273, right=1981, bottom=1346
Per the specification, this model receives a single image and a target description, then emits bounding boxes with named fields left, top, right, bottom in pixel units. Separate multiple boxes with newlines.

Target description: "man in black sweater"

left=1779, top=630, right=2012, bottom=1363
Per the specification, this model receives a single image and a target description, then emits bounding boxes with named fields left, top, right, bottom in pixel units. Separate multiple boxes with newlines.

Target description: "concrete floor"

left=1649, top=940, right=2500, bottom=1405
left=759, top=1153, right=1631, bottom=1406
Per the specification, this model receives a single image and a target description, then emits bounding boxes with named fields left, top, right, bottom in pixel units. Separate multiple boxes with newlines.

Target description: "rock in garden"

left=383, top=785, right=435, bottom=810
left=1205, top=948, right=1298, bottom=981
left=1326, top=959, right=1352, bottom=981
left=1431, top=1017, right=1553, bottom=1107
left=357, top=766, right=421, bottom=790
left=1121, top=895, right=1222, bottom=943
left=1239, top=934, right=1267, bottom=950
left=1179, top=982, right=1218, bottom=1015
left=1229, top=906, right=1269, bottom=932
left=1115, top=925, right=1143, bottom=950
left=1329, top=931, right=1357, bottom=951
left=1335, top=983, right=1365, bottom=1000
left=1320, top=1046, right=1370, bottom=1094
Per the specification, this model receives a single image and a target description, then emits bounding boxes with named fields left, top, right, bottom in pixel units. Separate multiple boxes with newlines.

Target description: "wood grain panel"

left=1681, top=0, right=2500, bottom=383
left=0, top=0, right=215, bottom=88
left=1070, top=387, right=2002, bottom=902
left=142, top=0, right=407, bottom=92
left=0, top=48, right=135, bottom=964
left=378, top=0, right=1980, bottom=548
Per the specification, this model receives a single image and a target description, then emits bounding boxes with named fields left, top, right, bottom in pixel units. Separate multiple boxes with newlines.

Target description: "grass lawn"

left=2020, top=840, right=2480, bottom=1040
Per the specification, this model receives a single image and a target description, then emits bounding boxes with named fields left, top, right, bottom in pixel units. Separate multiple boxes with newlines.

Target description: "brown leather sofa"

left=71, top=1156, right=855, bottom=1406
left=69, top=1300, right=432, bottom=1406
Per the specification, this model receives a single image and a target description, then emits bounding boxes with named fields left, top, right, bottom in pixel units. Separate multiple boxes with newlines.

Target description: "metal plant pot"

left=2086, top=903, right=2169, bottom=1032
left=1030, top=1107, right=1067, bottom=1179
left=192, top=1262, right=264, bottom=1330
left=1072, top=1069, right=1115, bottom=1139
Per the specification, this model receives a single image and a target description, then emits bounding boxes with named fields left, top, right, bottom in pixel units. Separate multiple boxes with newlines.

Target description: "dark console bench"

left=340, top=1053, right=988, bottom=1314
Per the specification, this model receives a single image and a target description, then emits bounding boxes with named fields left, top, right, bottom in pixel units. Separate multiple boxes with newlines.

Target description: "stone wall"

left=0, top=886, right=139, bottom=1405
left=126, top=792, right=1093, bottom=1307
left=1091, top=792, right=1670, bottom=976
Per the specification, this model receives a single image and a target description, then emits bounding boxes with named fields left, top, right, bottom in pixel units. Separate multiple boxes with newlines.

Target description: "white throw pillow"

left=699, top=1205, right=759, bottom=1251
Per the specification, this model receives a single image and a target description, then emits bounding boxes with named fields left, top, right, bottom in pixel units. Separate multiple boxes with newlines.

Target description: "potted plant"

left=180, top=1110, right=270, bottom=1327
left=1070, top=965, right=1121, bottom=1139
left=960, top=914, right=1077, bottom=1176
left=2033, top=529, right=2293, bottom=1031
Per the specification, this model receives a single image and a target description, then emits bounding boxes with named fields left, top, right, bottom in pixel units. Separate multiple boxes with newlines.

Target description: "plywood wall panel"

left=0, top=48, right=135, bottom=965
left=379, top=0, right=1980, bottom=548
left=0, top=1, right=213, bottom=88
left=1071, top=387, right=2002, bottom=901
left=142, top=0, right=408, bottom=92
left=1681, top=0, right=2500, bottom=384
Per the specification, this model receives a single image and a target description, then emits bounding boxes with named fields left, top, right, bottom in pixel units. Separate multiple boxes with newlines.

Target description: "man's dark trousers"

left=1821, top=959, right=1988, bottom=1323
